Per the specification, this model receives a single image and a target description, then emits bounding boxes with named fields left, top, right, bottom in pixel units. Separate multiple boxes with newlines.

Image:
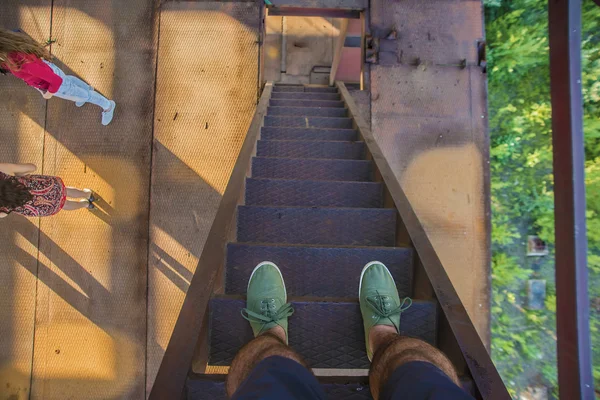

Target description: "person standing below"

left=0, top=163, right=96, bottom=219
left=0, top=28, right=116, bottom=125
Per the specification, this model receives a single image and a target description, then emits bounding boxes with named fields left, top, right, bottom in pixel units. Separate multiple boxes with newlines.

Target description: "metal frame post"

left=548, top=0, right=594, bottom=398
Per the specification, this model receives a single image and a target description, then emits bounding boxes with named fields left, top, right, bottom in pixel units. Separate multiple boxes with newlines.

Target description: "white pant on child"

left=43, top=61, right=111, bottom=110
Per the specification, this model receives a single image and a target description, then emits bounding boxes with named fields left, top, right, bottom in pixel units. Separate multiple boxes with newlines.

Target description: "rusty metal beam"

left=337, top=82, right=511, bottom=400
left=547, top=0, right=594, bottom=399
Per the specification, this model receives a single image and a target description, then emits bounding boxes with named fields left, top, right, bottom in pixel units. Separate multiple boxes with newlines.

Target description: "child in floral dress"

left=0, top=163, right=95, bottom=218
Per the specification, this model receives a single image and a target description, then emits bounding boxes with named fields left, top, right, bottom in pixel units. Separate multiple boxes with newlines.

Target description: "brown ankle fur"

left=368, top=336, right=460, bottom=400
left=225, top=332, right=309, bottom=398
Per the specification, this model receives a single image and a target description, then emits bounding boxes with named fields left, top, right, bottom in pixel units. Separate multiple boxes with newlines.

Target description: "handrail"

left=336, top=82, right=511, bottom=400
left=148, top=82, right=274, bottom=400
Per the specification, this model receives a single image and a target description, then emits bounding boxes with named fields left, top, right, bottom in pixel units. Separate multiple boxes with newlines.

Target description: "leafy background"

left=485, top=0, right=600, bottom=397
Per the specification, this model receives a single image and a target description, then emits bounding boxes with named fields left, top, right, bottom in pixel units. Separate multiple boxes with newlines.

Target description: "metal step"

left=186, top=376, right=373, bottom=400
left=208, top=297, right=437, bottom=368
left=237, top=206, right=396, bottom=246
left=267, top=106, right=348, bottom=118
left=245, top=178, right=382, bottom=207
left=225, top=243, right=413, bottom=297
left=256, top=140, right=364, bottom=159
left=271, top=92, right=341, bottom=101
left=261, top=127, right=358, bottom=141
left=264, top=116, right=354, bottom=129
left=252, top=157, right=372, bottom=181
left=273, top=85, right=338, bottom=93
left=270, top=99, right=345, bottom=108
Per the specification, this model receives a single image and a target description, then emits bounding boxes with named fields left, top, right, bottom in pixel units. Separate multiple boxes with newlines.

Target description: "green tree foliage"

left=485, top=0, right=600, bottom=397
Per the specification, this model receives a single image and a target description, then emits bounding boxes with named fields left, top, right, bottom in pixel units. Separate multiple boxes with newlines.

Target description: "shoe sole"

left=358, top=261, right=394, bottom=296
left=247, top=261, right=287, bottom=301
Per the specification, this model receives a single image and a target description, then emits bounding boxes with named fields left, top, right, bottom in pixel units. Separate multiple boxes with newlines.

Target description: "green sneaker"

left=241, top=262, right=294, bottom=343
left=359, top=261, right=412, bottom=360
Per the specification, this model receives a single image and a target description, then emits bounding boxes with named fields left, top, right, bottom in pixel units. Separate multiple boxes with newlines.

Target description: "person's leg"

left=60, top=76, right=111, bottom=110
left=66, top=186, right=92, bottom=199
left=369, top=332, right=470, bottom=400
left=226, top=262, right=325, bottom=400
left=86, top=89, right=112, bottom=110
left=359, top=262, right=472, bottom=400
left=62, top=199, right=91, bottom=211
left=68, top=75, right=93, bottom=91
left=52, top=80, right=89, bottom=104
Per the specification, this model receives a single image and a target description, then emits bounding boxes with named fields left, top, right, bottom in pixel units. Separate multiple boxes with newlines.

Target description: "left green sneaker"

left=241, top=261, right=294, bottom=343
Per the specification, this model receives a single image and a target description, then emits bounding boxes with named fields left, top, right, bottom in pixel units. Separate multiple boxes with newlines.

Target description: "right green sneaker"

left=241, top=262, right=294, bottom=343
left=359, top=261, right=412, bottom=360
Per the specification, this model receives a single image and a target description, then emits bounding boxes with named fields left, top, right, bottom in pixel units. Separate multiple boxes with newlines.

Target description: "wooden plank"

left=330, top=18, right=349, bottom=85
left=148, top=83, right=273, bottom=400
left=337, top=82, right=511, bottom=400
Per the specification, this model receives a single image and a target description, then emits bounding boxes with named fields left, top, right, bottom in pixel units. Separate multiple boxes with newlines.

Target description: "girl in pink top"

left=0, top=29, right=116, bottom=125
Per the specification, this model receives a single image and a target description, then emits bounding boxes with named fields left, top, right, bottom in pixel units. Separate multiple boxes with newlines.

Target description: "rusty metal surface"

left=29, top=1, right=158, bottom=399
left=370, top=0, right=483, bottom=65
left=368, top=0, right=490, bottom=347
left=148, top=1, right=260, bottom=395
left=338, top=82, right=508, bottom=398
left=371, top=65, right=471, bottom=119
left=0, top=4, right=50, bottom=399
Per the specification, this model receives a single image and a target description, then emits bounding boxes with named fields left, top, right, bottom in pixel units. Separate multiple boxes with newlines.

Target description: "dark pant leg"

left=231, top=356, right=326, bottom=400
left=380, top=361, right=475, bottom=400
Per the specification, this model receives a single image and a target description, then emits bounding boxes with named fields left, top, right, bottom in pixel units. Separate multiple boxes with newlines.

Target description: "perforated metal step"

left=265, top=116, right=353, bottom=129
left=261, top=127, right=358, bottom=141
left=270, top=99, right=345, bottom=108
left=237, top=206, right=396, bottom=246
left=186, top=376, right=373, bottom=400
left=208, top=297, right=437, bottom=368
left=267, top=106, right=348, bottom=118
left=245, top=178, right=381, bottom=207
left=273, top=85, right=339, bottom=93
left=271, top=92, right=341, bottom=100
left=257, top=140, right=364, bottom=159
left=252, top=157, right=372, bottom=181
left=225, top=243, right=413, bottom=297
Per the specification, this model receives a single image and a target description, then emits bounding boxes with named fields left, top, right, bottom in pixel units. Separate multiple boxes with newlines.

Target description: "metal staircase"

left=149, top=83, right=511, bottom=400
